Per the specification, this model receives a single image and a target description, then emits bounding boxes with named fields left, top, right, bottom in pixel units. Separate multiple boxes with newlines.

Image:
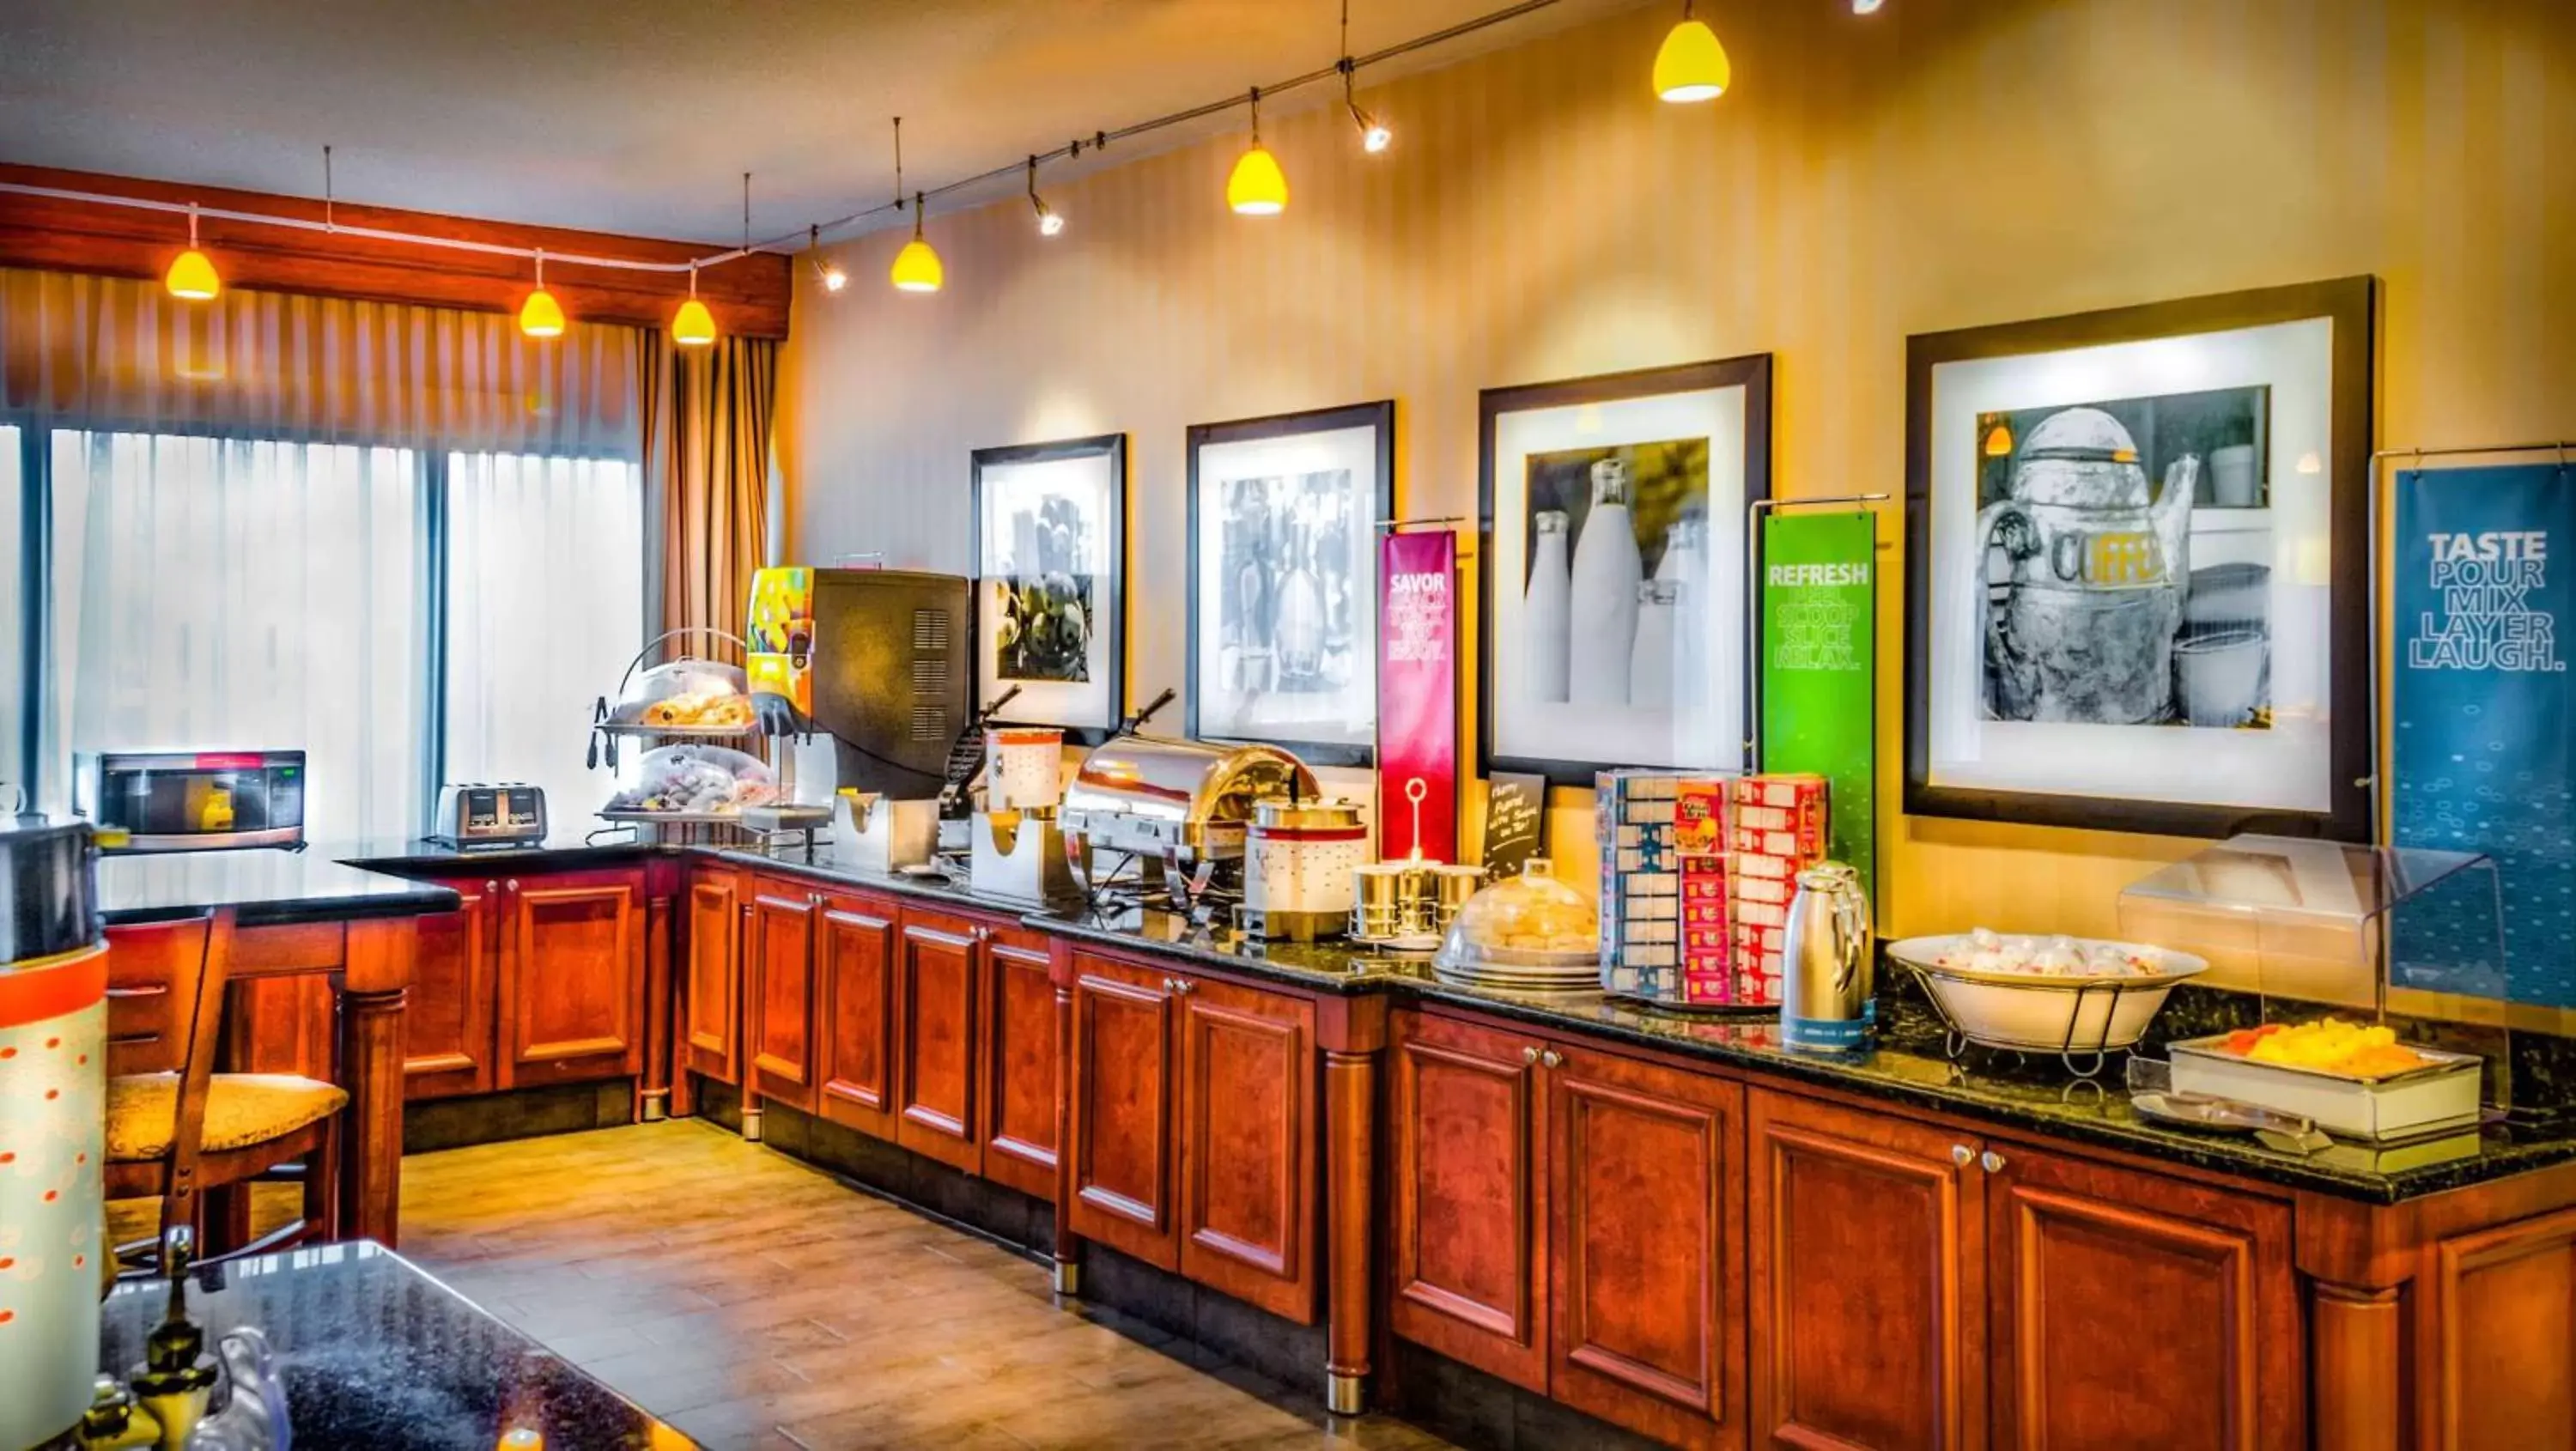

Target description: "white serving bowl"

left=1885, top=934, right=2208, bottom=1054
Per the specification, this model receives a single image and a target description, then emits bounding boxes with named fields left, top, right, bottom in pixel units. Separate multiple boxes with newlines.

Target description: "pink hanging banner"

left=1376, top=529, right=1460, bottom=862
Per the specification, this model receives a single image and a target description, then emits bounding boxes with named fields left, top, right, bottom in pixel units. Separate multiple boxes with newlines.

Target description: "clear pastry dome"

left=1436, top=859, right=1600, bottom=969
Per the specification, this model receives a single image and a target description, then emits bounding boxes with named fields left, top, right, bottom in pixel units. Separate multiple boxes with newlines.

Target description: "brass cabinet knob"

left=505, top=878, right=520, bottom=893
left=484, top=880, right=499, bottom=894
left=1522, top=1046, right=1540, bottom=1065
left=1951, top=1144, right=1973, bottom=1167
left=1981, top=1150, right=2007, bottom=1173
left=1540, top=1050, right=1563, bottom=1069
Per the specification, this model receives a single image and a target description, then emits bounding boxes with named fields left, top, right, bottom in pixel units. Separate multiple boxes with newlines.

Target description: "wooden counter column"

left=1050, top=962, right=1081, bottom=1295
left=1319, top=993, right=1388, bottom=1417
left=339, top=917, right=414, bottom=1246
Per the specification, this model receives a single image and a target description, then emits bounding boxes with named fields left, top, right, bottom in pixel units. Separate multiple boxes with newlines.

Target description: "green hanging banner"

left=1759, top=510, right=1877, bottom=902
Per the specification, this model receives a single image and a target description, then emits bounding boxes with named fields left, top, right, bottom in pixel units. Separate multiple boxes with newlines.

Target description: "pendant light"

left=1338, top=7, right=1390, bottom=154
left=886, top=118, right=944, bottom=293
left=1028, top=157, right=1065, bottom=237
left=164, top=203, right=222, bottom=301
left=1226, top=88, right=1289, bottom=216
left=812, top=227, right=848, bottom=293
left=1653, top=0, right=1731, bottom=103
left=1853, top=0, right=1885, bottom=11
left=672, top=264, right=717, bottom=346
left=519, top=249, right=567, bottom=338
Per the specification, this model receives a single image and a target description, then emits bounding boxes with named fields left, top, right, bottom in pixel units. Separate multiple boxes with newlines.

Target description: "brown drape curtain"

left=641, top=331, right=777, bottom=661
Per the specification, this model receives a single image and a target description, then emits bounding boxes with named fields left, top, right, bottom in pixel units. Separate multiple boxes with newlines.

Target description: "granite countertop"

left=97, top=848, right=460, bottom=926
left=100, top=1242, right=678, bottom=1451
left=334, top=834, right=665, bottom=874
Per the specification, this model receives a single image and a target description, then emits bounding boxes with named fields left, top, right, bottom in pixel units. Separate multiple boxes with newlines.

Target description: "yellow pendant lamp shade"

left=671, top=297, right=718, bottom=346
left=166, top=203, right=220, bottom=301
left=1227, top=145, right=1288, bottom=216
left=1654, top=15, right=1731, bottom=102
left=164, top=247, right=222, bottom=301
left=890, top=236, right=944, bottom=294
left=519, top=288, right=567, bottom=338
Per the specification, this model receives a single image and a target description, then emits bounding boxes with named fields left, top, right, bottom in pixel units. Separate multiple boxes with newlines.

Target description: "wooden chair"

left=106, top=908, right=347, bottom=1272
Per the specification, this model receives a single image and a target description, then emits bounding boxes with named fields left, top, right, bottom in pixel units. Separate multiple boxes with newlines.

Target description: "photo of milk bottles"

left=1519, top=435, right=1712, bottom=721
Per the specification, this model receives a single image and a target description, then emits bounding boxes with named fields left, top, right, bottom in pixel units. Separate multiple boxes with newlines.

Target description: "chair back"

left=158, top=907, right=237, bottom=1232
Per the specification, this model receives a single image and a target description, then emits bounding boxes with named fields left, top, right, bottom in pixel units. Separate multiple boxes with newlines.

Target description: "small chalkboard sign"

left=1481, top=772, right=1547, bottom=878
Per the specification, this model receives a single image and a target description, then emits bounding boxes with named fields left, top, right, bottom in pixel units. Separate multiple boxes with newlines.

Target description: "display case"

left=589, top=628, right=785, bottom=845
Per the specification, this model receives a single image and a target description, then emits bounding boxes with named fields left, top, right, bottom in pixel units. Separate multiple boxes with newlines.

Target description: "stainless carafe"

left=1779, top=862, right=1874, bottom=1050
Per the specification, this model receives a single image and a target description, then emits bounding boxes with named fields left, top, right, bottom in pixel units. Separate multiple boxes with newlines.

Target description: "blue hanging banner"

left=2391, top=463, right=2576, bottom=1009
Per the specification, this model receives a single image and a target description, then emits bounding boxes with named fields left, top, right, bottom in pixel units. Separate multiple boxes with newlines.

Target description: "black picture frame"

left=969, top=433, right=1129, bottom=744
left=1477, top=355, right=1774, bottom=789
left=1184, top=399, right=1396, bottom=768
left=1902, top=276, right=2377, bottom=841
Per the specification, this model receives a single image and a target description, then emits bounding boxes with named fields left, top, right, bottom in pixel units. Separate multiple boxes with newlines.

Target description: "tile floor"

left=393, top=1119, right=1464, bottom=1451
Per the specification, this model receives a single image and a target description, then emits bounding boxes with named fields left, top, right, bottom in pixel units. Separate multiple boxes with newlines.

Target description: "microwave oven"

left=80, top=750, right=307, bottom=853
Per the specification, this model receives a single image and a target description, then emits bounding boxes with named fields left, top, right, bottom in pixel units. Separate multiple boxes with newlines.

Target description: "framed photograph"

left=1186, top=400, right=1395, bottom=766
left=1479, top=356, right=1772, bottom=787
left=1904, top=276, right=2375, bottom=839
left=971, top=434, right=1127, bottom=738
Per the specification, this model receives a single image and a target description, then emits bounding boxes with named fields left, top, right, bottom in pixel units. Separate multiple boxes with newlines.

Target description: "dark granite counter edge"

left=101, top=886, right=461, bottom=928
left=162, top=840, right=2572, bottom=1205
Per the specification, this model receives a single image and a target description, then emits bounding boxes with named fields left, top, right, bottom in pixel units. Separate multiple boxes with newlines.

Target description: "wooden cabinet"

left=1388, top=1010, right=1742, bottom=1445
left=1066, top=950, right=1178, bottom=1266
left=1389, top=1010, right=1550, bottom=1391
left=746, top=881, right=820, bottom=1113
left=495, top=871, right=642, bottom=1089
left=1747, top=1085, right=1985, bottom=1451
left=1550, top=1041, right=1742, bottom=1449
left=897, top=908, right=983, bottom=1173
left=1177, top=973, right=1317, bottom=1321
left=683, top=870, right=742, bottom=1085
left=1986, top=1143, right=2300, bottom=1450
left=405, top=878, right=495, bottom=1099
left=981, top=931, right=1060, bottom=1202
left=815, top=892, right=898, bottom=1138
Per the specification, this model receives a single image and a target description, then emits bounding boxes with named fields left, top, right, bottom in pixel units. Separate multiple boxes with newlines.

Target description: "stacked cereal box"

left=1728, top=774, right=1828, bottom=1005
left=1598, top=770, right=1736, bottom=1005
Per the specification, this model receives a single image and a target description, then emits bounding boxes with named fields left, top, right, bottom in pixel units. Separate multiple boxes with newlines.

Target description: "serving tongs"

left=2123, top=1054, right=2332, bottom=1154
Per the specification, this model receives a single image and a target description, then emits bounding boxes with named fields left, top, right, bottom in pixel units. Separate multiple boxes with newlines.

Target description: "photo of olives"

left=991, top=493, right=1095, bottom=683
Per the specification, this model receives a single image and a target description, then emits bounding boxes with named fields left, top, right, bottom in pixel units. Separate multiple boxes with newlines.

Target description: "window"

left=42, top=430, right=426, bottom=841
left=1, top=426, right=21, bottom=797
left=442, top=451, right=646, bottom=822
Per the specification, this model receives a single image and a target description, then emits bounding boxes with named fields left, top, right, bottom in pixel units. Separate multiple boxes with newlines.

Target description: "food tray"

left=2167, top=1033, right=2482, bottom=1140
left=596, top=809, right=759, bottom=825
left=598, top=721, right=760, bottom=739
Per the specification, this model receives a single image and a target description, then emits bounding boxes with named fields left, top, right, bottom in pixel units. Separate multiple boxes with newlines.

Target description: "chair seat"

left=106, top=1072, right=349, bottom=1163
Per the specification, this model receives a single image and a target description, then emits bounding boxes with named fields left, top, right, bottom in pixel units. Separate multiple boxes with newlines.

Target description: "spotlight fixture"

left=887, top=119, right=945, bottom=293
left=164, top=203, right=222, bottom=301
left=672, top=264, right=718, bottom=346
left=1341, top=60, right=1391, bottom=154
left=1654, top=0, right=1731, bottom=103
left=811, top=224, right=848, bottom=293
left=1226, top=88, right=1289, bottom=216
left=519, top=248, right=567, bottom=338
left=1028, top=157, right=1064, bottom=237
left=1853, top=0, right=1885, bottom=11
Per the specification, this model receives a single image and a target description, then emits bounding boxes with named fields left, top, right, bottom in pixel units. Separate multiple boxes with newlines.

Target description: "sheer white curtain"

left=0, top=426, right=21, bottom=799
left=42, top=432, right=424, bottom=840
left=444, top=452, right=645, bottom=821
left=1, top=266, right=643, bottom=838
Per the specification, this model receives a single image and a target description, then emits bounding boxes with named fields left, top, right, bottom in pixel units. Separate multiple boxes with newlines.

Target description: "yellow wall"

left=778, top=0, right=2576, bottom=938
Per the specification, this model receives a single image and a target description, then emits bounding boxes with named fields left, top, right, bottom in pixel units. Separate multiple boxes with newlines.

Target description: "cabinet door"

left=816, top=894, right=898, bottom=1138
left=1988, top=1144, right=2300, bottom=1450
left=1388, top=1010, right=1551, bottom=1392
left=683, top=871, right=742, bottom=1085
left=1176, top=973, right=1317, bottom=1323
left=1065, top=950, right=1179, bottom=1270
left=1550, top=1041, right=1744, bottom=1449
left=981, top=932, right=1060, bottom=1201
left=498, top=871, right=641, bottom=1089
left=404, top=879, right=495, bottom=1099
left=745, top=881, right=819, bottom=1112
left=1747, top=1087, right=1985, bottom=1451
left=896, top=908, right=981, bottom=1173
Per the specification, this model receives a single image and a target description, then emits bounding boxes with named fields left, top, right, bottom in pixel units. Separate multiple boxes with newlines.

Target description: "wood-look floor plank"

left=374, top=1120, right=1461, bottom=1451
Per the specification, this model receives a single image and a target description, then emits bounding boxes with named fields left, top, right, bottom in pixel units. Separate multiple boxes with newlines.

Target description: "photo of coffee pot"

left=1978, top=407, right=2200, bottom=724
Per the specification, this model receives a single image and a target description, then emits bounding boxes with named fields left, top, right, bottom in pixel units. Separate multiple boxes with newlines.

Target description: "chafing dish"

left=1060, top=735, right=1316, bottom=859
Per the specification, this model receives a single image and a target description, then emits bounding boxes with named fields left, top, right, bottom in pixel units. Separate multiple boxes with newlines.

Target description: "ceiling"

left=1, top=0, right=1645, bottom=246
